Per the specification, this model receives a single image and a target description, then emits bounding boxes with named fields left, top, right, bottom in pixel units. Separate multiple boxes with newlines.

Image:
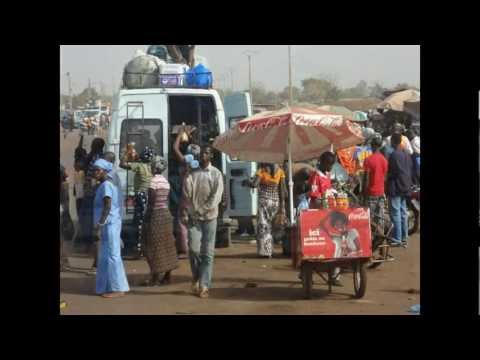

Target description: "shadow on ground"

left=207, top=286, right=356, bottom=302
left=215, top=253, right=290, bottom=260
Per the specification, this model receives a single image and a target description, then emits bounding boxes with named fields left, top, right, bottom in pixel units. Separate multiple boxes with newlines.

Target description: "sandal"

left=101, top=292, right=125, bottom=298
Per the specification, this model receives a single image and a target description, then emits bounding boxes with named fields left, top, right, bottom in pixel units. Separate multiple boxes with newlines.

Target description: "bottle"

left=180, top=122, right=189, bottom=142
left=344, top=195, right=350, bottom=209
left=328, top=195, right=337, bottom=208
left=322, top=194, right=329, bottom=209
left=337, top=193, right=345, bottom=209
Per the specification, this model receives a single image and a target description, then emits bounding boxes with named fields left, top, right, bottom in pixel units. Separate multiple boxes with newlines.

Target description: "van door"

left=223, top=92, right=257, bottom=218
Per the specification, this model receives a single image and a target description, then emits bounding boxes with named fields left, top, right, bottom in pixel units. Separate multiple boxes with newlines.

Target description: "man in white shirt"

left=181, top=145, right=224, bottom=299
left=406, top=129, right=420, bottom=185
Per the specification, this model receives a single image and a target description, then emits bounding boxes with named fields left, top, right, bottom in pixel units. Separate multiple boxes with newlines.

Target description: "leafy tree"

left=341, top=80, right=368, bottom=98
left=368, top=82, right=386, bottom=98
left=300, top=76, right=341, bottom=103
left=278, top=85, right=301, bottom=104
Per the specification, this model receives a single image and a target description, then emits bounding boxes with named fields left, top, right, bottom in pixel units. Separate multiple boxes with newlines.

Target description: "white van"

left=106, top=88, right=257, bottom=248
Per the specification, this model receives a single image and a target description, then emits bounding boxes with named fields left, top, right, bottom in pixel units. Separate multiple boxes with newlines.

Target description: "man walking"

left=386, top=133, right=412, bottom=247
left=181, top=145, right=224, bottom=299
left=363, top=136, right=388, bottom=247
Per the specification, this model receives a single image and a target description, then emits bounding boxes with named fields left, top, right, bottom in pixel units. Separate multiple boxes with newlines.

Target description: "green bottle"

left=322, top=194, right=329, bottom=209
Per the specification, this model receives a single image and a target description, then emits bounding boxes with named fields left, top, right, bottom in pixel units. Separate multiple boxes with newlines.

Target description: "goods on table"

left=318, top=192, right=349, bottom=210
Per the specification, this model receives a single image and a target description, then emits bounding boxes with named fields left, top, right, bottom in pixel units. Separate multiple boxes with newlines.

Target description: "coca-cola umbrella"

left=213, top=106, right=364, bottom=224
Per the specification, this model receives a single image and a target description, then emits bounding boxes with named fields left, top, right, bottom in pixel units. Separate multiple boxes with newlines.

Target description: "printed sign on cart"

left=298, top=208, right=372, bottom=259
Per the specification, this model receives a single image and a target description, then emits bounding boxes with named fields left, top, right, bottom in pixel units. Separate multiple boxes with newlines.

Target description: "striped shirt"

left=149, top=175, right=170, bottom=210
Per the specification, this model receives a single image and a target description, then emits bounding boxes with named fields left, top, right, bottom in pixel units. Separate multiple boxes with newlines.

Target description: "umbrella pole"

left=288, top=133, right=294, bottom=225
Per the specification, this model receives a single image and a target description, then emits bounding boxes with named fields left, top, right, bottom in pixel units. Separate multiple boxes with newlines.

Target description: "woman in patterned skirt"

left=142, top=155, right=179, bottom=286
left=242, top=163, right=287, bottom=258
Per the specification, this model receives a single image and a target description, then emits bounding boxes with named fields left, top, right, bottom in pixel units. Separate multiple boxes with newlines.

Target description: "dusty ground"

left=60, top=128, right=420, bottom=315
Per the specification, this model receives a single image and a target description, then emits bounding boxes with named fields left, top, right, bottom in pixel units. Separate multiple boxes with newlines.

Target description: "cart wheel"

left=301, top=262, right=313, bottom=299
left=353, top=260, right=367, bottom=298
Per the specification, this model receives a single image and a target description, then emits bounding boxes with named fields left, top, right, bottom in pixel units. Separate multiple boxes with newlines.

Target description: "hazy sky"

left=60, top=45, right=420, bottom=95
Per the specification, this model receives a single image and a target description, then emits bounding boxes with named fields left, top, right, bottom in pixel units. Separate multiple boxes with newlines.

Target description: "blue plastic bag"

left=297, top=194, right=310, bottom=211
left=186, top=64, right=212, bottom=88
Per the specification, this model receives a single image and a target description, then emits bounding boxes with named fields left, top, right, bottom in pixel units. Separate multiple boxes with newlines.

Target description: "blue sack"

left=297, top=194, right=310, bottom=211
left=186, top=64, right=212, bottom=88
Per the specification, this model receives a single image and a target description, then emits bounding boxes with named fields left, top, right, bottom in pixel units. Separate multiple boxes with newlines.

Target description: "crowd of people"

left=60, top=118, right=420, bottom=298
left=60, top=126, right=224, bottom=299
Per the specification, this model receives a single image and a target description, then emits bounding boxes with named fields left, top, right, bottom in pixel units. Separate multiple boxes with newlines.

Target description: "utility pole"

left=87, top=77, right=91, bottom=106
left=288, top=45, right=293, bottom=106
left=228, top=67, right=234, bottom=91
left=66, top=72, right=73, bottom=110
left=243, top=50, right=260, bottom=103
left=247, top=55, right=252, bottom=96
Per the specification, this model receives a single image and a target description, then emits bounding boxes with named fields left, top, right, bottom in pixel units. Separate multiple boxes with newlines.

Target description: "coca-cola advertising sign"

left=297, top=208, right=372, bottom=260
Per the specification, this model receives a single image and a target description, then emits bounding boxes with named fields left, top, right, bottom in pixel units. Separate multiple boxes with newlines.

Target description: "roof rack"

left=122, top=72, right=213, bottom=90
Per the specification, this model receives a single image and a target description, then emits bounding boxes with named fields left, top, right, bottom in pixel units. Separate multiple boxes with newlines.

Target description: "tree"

left=60, top=86, right=114, bottom=109
left=278, top=86, right=301, bottom=104
left=341, top=80, right=368, bottom=99
left=368, top=82, right=386, bottom=98
left=251, top=82, right=273, bottom=104
left=300, top=76, right=342, bottom=103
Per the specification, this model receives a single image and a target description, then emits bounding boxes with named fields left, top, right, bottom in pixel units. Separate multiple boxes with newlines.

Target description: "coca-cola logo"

left=348, top=209, right=369, bottom=221
left=239, top=115, right=290, bottom=132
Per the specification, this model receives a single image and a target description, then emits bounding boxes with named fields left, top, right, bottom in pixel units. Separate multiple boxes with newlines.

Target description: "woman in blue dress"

left=92, top=159, right=130, bottom=298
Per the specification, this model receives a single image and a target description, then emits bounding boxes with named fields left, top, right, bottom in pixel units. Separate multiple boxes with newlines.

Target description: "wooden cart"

left=291, top=208, right=373, bottom=299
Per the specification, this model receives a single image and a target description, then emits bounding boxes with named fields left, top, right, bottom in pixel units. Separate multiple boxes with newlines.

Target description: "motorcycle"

left=407, top=185, right=420, bottom=235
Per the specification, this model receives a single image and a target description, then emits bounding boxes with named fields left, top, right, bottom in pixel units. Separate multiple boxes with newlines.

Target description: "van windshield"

left=84, top=110, right=99, bottom=117
left=120, top=118, right=164, bottom=157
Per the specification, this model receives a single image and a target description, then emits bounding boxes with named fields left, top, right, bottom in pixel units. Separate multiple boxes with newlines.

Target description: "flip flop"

left=101, top=292, right=125, bottom=299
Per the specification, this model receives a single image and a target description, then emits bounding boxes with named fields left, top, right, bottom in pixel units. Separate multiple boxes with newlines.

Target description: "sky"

left=60, top=45, right=420, bottom=95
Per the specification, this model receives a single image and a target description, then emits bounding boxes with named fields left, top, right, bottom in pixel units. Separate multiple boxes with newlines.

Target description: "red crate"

left=292, top=208, right=372, bottom=267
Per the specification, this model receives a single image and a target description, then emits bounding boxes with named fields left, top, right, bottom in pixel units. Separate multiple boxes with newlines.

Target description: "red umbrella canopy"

left=214, top=106, right=364, bottom=163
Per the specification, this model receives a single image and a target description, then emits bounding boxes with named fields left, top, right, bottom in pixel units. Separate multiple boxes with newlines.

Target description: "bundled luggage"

left=147, top=45, right=170, bottom=62
left=159, top=63, right=190, bottom=87
left=122, top=46, right=213, bottom=89
left=186, top=63, right=213, bottom=89
left=122, top=53, right=165, bottom=89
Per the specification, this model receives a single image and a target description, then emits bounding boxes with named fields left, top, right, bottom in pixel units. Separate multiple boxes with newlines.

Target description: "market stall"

left=213, top=106, right=373, bottom=299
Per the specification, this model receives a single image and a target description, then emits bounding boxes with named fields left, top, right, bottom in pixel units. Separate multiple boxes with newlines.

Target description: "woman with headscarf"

left=141, top=156, right=179, bottom=286
left=120, top=146, right=154, bottom=255
left=92, top=158, right=130, bottom=298
left=242, top=163, right=286, bottom=258
left=81, top=138, right=105, bottom=273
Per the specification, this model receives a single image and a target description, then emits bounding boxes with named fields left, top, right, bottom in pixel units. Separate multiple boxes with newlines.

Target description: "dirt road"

left=60, top=129, right=420, bottom=315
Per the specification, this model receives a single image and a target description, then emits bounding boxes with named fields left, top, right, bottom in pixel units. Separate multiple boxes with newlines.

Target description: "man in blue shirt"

left=386, top=133, right=412, bottom=247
